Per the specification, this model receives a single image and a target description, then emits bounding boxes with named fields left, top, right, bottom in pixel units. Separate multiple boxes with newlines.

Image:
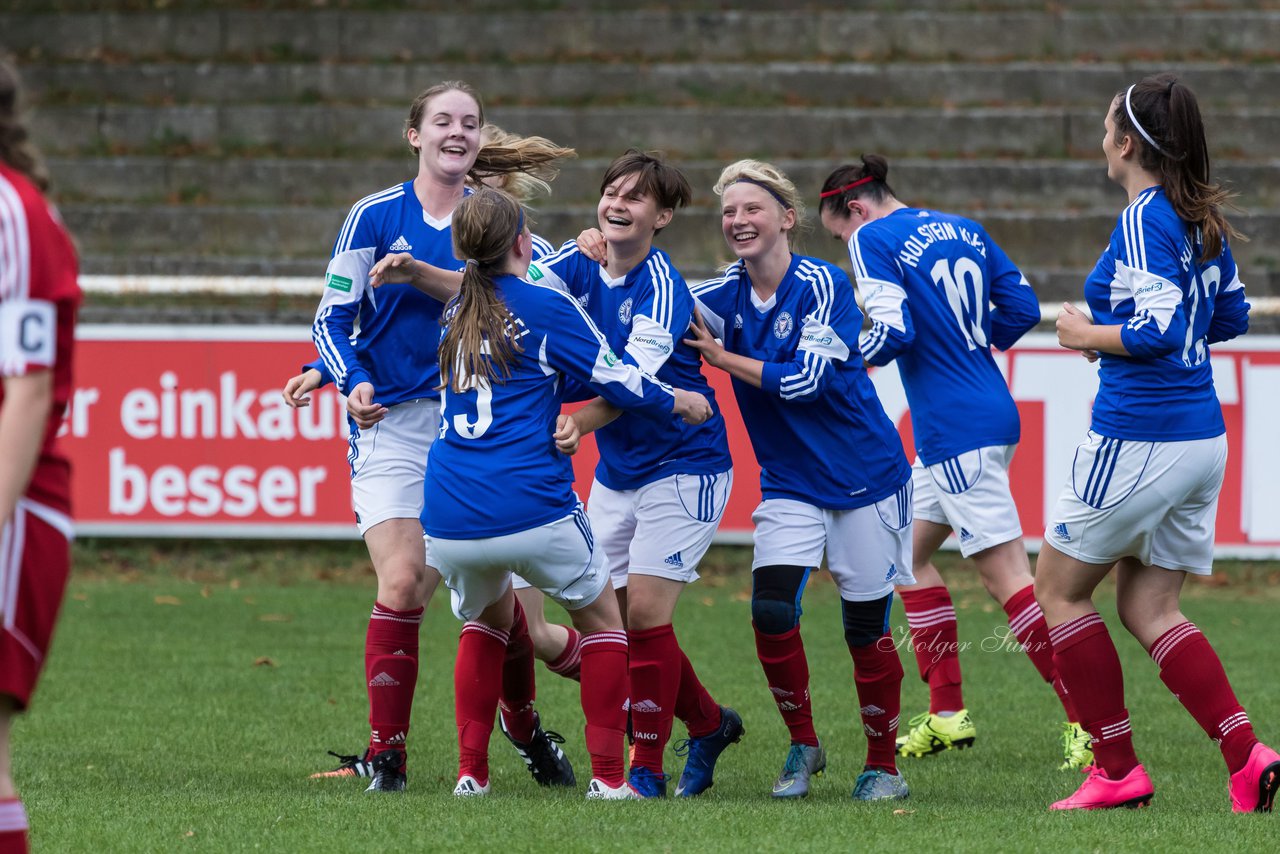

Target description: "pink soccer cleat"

left=1050, top=763, right=1153, bottom=810
left=1229, top=742, right=1280, bottom=814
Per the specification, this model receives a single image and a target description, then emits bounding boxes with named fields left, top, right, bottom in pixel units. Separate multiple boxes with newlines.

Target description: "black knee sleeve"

left=842, top=593, right=894, bottom=647
left=750, top=565, right=811, bottom=635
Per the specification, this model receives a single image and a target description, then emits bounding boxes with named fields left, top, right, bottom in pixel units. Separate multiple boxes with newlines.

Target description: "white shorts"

left=751, top=481, right=915, bottom=602
left=1044, top=432, right=1227, bottom=575
left=347, top=398, right=439, bottom=536
left=587, top=470, right=732, bottom=589
left=432, top=505, right=610, bottom=621
left=913, top=445, right=1024, bottom=558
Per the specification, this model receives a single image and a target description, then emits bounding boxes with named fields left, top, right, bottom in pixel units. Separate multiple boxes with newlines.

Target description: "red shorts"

left=1, top=498, right=72, bottom=710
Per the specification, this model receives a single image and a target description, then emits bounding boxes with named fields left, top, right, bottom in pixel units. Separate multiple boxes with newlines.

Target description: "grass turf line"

left=13, top=544, right=1280, bottom=852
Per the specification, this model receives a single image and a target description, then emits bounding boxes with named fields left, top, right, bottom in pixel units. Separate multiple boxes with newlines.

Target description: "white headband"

left=1124, top=84, right=1166, bottom=155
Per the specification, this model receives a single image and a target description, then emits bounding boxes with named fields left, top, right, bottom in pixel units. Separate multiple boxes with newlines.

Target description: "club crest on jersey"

left=773, top=311, right=794, bottom=339
left=618, top=297, right=633, bottom=326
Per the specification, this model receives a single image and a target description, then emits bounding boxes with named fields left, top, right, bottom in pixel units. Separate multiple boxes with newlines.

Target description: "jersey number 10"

left=929, top=257, right=989, bottom=351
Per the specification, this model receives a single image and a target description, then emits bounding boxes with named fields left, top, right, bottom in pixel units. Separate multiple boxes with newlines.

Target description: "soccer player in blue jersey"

left=685, top=160, right=914, bottom=802
left=424, top=186, right=713, bottom=799
left=533, top=150, right=743, bottom=799
left=298, top=83, right=576, bottom=792
left=817, top=157, right=1086, bottom=768
left=1034, top=73, right=1278, bottom=812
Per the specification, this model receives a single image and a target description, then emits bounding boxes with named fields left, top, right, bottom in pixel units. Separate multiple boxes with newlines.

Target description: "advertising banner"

left=64, top=326, right=1280, bottom=558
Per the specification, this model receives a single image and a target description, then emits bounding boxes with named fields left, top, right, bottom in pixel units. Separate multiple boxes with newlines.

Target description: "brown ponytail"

left=438, top=187, right=527, bottom=393
left=1112, top=73, right=1243, bottom=261
left=0, top=57, right=50, bottom=192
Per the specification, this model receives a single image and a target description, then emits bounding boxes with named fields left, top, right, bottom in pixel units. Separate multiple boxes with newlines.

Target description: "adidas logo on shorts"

left=664, top=552, right=684, bottom=568
left=389, top=235, right=412, bottom=252
left=1053, top=523, right=1071, bottom=542
left=884, top=562, right=897, bottom=582
left=959, top=528, right=974, bottom=543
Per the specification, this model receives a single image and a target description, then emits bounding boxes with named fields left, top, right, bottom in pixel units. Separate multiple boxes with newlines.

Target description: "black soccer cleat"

left=364, top=749, right=407, bottom=793
left=500, top=712, right=576, bottom=787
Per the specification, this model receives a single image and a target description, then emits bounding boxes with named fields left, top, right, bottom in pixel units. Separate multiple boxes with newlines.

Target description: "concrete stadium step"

left=30, top=103, right=1280, bottom=160
left=61, top=202, right=1280, bottom=288
left=23, top=60, right=1280, bottom=110
left=5, top=9, right=1280, bottom=64
left=46, top=156, right=1280, bottom=213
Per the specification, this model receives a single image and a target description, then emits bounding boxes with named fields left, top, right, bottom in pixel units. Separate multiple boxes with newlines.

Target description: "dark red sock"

left=849, top=636, right=904, bottom=774
left=899, top=586, right=964, bottom=713
left=753, top=624, right=818, bottom=747
left=0, top=799, right=28, bottom=854
left=1050, top=611, right=1138, bottom=778
left=1151, top=621, right=1258, bottom=774
left=499, top=598, right=537, bottom=743
left=546, top=626, right=583, bottom=682
left=579, top=630, right=630, bottom=786
left=675, top=645, right=722, bottom=739
left=365, top=602, right=423, bottom=761
left=628, top=624, right=681, bottom=773
left=455, top=622, right=509, bottom=784
left=1002, top=584, right=1075, bottom=720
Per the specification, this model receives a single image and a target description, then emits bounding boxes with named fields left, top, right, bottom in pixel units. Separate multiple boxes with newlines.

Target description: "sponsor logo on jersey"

left=633, top=335, right=672, bottom=354
left=801, top=332, right=833, bottom=346
left=1053, top=522, right=1071, bottom=542
left=860, top=704, right=886, bottom=716
left=368, top=671, right=400, bottom=687
left=959, top=528, right=974, bottom=543
left=734, top=313, right=744, bottom=329
left=326, top=273, right=353, bottom=292
left=773, top=311, right=794, bottom=339
left=526, top=263, right=544, bottom=281
left=388, top=235, right=413, bottom=252
left=577, top=294, right=589, bottom=308
left=884, top=562, right=897, bottom=582
left=663, top=551, right=684, bottom=568
left=603, top=349, right=620, bottom=367
left=632, top=699, right=662, bottom=713
left=1134, top=281, right=1164, bottom=295
left=618, top=297, right=634, bottom=326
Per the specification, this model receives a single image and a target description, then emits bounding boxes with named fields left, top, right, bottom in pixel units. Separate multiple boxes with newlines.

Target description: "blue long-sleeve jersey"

left=311, top=181, right=466, bottom=405
left=527, top=243, right=732, bottom=490
left=1086, top=186, right=1249, bottom=441
left=422, top=275, right=676, bottom=539
left=692, top=255, right=910, bottom=510
left=304, top=225, right=554, bottom=391
left=848, top=208, right=1040, bottom=465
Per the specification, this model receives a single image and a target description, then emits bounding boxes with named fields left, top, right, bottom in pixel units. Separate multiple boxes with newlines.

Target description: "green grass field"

left=13, top=541, right=1280, bottom=852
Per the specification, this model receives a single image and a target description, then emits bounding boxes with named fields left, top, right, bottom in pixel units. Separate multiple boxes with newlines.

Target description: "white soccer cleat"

left=585, top=777, right=642, bottom=800
left=453, top=775, right=490, bottom=797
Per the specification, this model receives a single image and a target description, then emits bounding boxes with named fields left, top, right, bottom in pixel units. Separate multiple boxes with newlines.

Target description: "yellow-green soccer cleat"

left=895, top=710, right=977, bottom=758
left=1059, top=722, right=1094, bottom=771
